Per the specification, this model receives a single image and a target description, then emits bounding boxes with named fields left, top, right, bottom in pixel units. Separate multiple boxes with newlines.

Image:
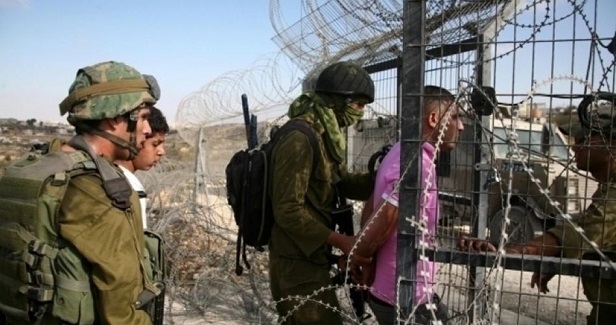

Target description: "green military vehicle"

left=438, top=115, right=598, bottom=244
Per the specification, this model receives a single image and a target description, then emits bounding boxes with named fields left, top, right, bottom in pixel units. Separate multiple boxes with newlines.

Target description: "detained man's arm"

left=457, top=232, right=561, bottom=255
left=506, top=233, right=561, bottom=256
left=360, top=193, right=374, bottom=228
left=458, top=231, right=562, bottom=294
left=346, top=198, right=398, bottom=285
left=354, top=198, right=398, bottom=258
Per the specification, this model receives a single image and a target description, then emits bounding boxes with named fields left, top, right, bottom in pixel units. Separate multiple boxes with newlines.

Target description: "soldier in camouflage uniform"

left=45, top=61, right=157, bottom=324
left=268, top=61, right=375, bottom=325
left=459, top=103, right=616, bottom=324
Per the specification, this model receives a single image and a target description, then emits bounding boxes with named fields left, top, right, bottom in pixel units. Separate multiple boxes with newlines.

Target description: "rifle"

left=330, top=201, right=369, bottom=321
left=241, top=94, right=258, bottom=150
left=152, top=282, right=165, bottom=325
left=235, top=94, right=259, bottom=275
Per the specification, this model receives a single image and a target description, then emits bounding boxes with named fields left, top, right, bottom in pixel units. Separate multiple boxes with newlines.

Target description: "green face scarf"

left=335, top=104, right=365, bottom=127
left=287, top=91, right=355, bottom=163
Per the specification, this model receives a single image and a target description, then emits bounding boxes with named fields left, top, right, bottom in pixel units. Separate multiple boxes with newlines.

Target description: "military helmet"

left=559, top=93, right=616, bottom=139
left=59, top=61, right=160, bottom=125
left=314, top=61, right=375, bottom=103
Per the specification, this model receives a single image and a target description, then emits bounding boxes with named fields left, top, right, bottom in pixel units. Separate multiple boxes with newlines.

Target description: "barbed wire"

left=161, top=0, right=615, bottom=324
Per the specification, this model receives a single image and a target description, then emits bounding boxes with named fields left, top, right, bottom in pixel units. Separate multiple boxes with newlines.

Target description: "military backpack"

left=225, top=119, right=319, bottom=275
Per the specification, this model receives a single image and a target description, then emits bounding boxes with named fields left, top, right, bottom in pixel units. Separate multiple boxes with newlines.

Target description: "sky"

left=0, top=0, right=294, bottom=124
left=2, top=0, right=616, bottom=126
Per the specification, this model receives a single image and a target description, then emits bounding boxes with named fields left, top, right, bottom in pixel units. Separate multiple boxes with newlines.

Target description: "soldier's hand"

left=336, top=234, right=372, bottom=265
left=337, top=234, right=356, bottom=256
left=360, top=262, right=375, bottom=287
left=348, top=250, right=372, bottom=267
left=348, top=260, right=375, bottom=287
left=457, top=236, right=497, bottom=252
left=348, top=262, right=363, bottom=285
left=531, top=272, right=555, bottom=294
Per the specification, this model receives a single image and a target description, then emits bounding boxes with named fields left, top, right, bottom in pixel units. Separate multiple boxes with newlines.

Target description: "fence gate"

left=392, top=1, right=616, bottom=325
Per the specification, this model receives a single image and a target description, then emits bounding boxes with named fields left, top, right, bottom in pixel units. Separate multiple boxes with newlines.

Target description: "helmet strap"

left=78, top=123, right=140, bottom=160
left=126, top=116, right=139, bottom=160
left=126, top=113, right=138, bottom=133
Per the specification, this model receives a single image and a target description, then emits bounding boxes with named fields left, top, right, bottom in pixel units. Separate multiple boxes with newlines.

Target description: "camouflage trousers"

left=269, top=254, right=342, bottom=325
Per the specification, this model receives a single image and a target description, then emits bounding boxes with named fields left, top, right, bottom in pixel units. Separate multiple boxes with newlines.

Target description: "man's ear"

left=427, top=109, right=439, bottom=128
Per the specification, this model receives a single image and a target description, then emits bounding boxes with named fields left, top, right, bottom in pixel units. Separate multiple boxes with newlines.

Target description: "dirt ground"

left=435, top=264, right=591, bottom=325
left=162, top=262, right=592, bottom=325
left=159, top=196, right=593, bottom=325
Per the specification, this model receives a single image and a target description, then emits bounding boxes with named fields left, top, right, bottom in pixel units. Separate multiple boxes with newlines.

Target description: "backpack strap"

left=271, top=119, right=320, bottom=174
left=68, top=136, right=133, bottom=210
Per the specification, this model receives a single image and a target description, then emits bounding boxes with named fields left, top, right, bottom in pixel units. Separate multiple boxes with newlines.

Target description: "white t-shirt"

left=119, top=165, right=148, bottom=229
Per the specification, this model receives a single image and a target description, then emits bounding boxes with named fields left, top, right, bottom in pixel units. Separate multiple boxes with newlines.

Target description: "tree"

left=26, top=118, right=37, bottom=127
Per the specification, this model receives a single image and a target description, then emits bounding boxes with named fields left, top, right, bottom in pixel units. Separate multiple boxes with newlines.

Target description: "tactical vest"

left=0, top=138, right=164, bottom=325
left=0, top=144, right=98, bottom=324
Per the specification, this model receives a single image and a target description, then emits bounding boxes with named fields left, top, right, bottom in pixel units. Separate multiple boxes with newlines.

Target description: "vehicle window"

left=549, top=130, right=571, bottom=161
left=493, top=126, right=570, bottom=161
left=493, top=127, right=542, bottom=157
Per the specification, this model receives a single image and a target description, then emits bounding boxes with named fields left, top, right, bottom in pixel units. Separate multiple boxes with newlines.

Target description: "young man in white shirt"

left=116, top=106, right=169, bottom=229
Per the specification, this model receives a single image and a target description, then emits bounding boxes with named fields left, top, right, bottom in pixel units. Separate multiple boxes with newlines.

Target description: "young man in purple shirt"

left=352, top=86, right=463, bottom=324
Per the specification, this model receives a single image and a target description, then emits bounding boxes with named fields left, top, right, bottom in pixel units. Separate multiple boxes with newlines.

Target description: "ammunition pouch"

left=142, top=230, right=166, bottom=325
left=50, top=245, right=96, bottom=325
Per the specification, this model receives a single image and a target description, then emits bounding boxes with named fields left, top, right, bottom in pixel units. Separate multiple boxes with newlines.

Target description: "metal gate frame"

left=357, top=1, right=616, bottom=323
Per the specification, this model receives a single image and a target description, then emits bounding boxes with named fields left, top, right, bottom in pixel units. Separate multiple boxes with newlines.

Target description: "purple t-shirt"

left=369, top=141, right=438, bottom=306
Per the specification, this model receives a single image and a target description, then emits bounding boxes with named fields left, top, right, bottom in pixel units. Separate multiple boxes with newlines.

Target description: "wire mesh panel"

left=348, top=66, right=400, bottom=174
left=395, top=1, right=616, bottom=325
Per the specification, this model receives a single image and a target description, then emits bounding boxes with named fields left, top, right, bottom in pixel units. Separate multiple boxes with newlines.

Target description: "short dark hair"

left=73, top=119, right=102, bottom=135
left=423, top=85, right=455, bottom=113
left=148, top=106, right=170, bottom=135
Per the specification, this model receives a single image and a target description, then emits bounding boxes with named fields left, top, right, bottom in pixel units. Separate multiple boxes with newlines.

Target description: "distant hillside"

left=0, top=118, right=282, bottom=180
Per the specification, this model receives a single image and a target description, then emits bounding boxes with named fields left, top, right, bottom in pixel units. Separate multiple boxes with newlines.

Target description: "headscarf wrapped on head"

left=288, top=91, right=364, bottom=163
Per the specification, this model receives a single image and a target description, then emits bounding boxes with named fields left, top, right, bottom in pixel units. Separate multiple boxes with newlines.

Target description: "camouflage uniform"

left=0, top=63, right=161, bottom=325
left=50, top=150, right=151, bottom=324
left=268, top=116, right=373, bottom=325
left=57, top=61, right=159, bottom=324
left=0, top=63, right=156, bottom=325
left=547, top=179, right=616, bottom=325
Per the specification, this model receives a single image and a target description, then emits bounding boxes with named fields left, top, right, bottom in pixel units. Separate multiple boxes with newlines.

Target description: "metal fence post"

left=397, top=0, right=425, bottom=322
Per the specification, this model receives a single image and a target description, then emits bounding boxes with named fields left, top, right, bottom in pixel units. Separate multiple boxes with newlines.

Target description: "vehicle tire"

left=489, top=206, right=543, bottom=245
